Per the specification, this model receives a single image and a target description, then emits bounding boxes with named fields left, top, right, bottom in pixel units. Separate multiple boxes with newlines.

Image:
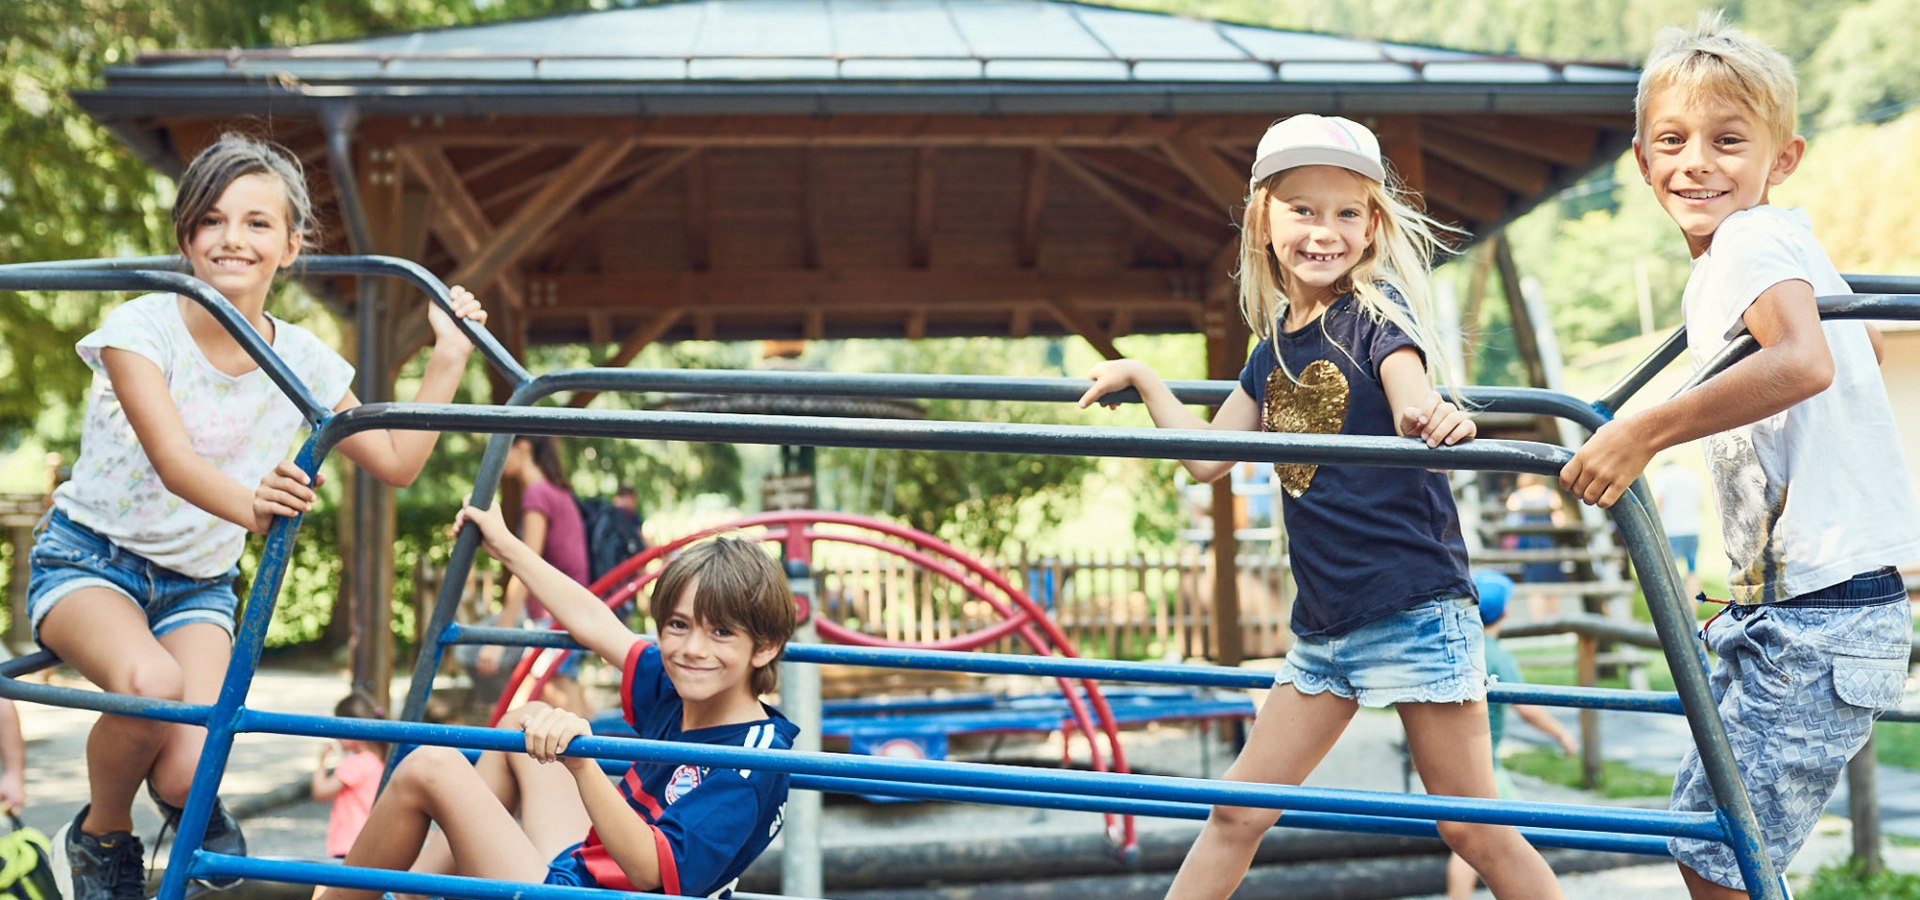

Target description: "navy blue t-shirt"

left=1237, top=291, right=1474, bottom=637
left=545, top=640, right=797, bottom=898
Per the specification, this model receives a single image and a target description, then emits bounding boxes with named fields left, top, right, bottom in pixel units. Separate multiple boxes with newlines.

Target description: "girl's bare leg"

left=1165, top=686, right=1357, bottom=900
left=318, top=746, right=548, bottom=900
left=147, top=623, right=233, bottom=806
left=1400, top=701, right=1562, bottom=900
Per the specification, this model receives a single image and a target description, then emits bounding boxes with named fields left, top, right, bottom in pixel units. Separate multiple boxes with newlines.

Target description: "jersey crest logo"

left=665, top=764, right=704, bottom=803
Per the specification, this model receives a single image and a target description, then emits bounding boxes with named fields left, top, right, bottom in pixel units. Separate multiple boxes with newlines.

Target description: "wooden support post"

left=1493, top=235, right=1548, bottom=389
left=1849, top=736, right=1884, bottom=875
left=1576, top=632, right=1602, bottom=791
left=6, top=526, right=30, bottom=650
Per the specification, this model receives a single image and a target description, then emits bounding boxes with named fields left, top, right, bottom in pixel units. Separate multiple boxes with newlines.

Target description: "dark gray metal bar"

left=1675, top=293, right=1920, bottom=397
left=0, top=267, right=329, bottom=422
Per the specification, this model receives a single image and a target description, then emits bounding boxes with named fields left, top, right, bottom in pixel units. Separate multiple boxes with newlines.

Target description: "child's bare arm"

left=523, top=707, right=664, bottom=890
left=0, top=699, right=24, bottom=811
left=1513, top=704, right=1579, bottom=755
left=1562, top=279, right=1831, bottom=508
left=1380, top=348, right=1474, bottom=447
left=1078, top=360, right=1261, bottom=483
left=330, top=287, right=487, bottom=488
left=311, top=744, right=343, bottom=802
left=455, top=504, right=637, bottom=666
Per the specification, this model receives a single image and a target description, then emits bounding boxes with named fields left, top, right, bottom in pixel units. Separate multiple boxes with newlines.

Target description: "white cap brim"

left=1250, top=147, right=1385, bottom=185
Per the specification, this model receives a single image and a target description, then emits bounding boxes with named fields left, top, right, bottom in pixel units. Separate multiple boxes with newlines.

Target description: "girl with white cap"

left=1079, top=114, right=1561, bottom=898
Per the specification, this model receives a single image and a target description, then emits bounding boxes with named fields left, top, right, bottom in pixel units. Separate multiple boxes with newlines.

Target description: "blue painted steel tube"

left=236, top=708, right=1724, bottom=840
left=448, top=624, right=1688, bottom=715
left=155, top=437, right=327, bottom=900
left=785, top=774, right=1673, bottom=857
left=190, top=852, right=799, bottom=900
left=0, top=267, right=328, bottom=423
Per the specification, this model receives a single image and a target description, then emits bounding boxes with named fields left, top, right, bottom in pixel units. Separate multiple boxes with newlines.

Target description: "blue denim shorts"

left=1669, top=567, right=1911, bottom=891
left=1275, top=597, right=1487, bottom=707
left=26, top=509, right=240, bottom=644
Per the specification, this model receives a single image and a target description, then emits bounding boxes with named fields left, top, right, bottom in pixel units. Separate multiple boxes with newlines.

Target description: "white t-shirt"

left=1682, top=206, right=1920, bottom=604
left=52, top=293, right=354, bottom=579
left=1651, top=463, right=1703, bottom=538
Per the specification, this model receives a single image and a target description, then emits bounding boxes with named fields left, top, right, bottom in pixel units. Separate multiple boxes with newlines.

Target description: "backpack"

left=577, top=496, right=645, bottom=585
left=0, top=815, right=59, bottom=900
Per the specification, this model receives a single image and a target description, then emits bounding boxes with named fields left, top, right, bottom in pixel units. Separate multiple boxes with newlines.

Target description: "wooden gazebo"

left=77, top=0, right=1638, bottom=688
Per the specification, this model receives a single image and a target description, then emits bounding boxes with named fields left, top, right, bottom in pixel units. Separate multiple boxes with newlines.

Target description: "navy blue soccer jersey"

left=548, top=640, right=797, bottom=897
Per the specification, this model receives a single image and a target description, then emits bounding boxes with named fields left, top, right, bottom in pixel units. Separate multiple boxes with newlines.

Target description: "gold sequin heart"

left=1263, top=359, right=1350, bottom=498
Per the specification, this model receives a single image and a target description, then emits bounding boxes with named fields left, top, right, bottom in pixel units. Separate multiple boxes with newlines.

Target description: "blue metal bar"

left=448, top=624, right=1686, bottom=715
left=156, top=436, right=327, bottom=900
left=785, top=774, right=1672, bottom=857
left=189, top=852, right=800, bottom=900
left=6, top=254, right=531, bottom=386
left=0, top=267, right=328, bottom=423
left=236, top=708, right=1724, bottom=840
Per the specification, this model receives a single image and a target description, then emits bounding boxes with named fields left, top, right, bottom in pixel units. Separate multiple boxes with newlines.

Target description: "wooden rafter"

left=1422, top=156, right=1509, bottom=225
left=396, top=144, right=528, bottom=309
left=365, top=114, right=1278, bottom=148
left=568, top=307, right=685, bottom=407
left=1159, top=138, right=1247, bottom=215
left=1071, top=149, right=1228, bottom=231
left=1018, top=148, right=1048, bottom=268
left=1375, top=119, right=1426, bottom=193
left=1040, top=147, right=1217, bottom=258
left=1045, top=298, right=1123, bottom=360
left=533, top=268, right=1194, bottom=313
left=1423, top=128, right=1550, bottom=196
left=448, top=139, right=634, bottom=293
left=1429, top=117, right=1601, bottom=166
left=461, top=144, right=548, bottom=185
left=911, top=147, right=936, bottom=268
left=530, top=147, right=699, bottom=261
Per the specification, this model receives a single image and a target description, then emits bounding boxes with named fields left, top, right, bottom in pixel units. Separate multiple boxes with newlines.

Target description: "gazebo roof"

left=83, top=0, right=1636, bottom=121
left=76, top=0, right=1638, bottom=355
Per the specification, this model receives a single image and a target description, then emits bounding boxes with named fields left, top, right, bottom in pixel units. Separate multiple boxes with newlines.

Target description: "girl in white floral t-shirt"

left=26, top=134, right=487, bottom=900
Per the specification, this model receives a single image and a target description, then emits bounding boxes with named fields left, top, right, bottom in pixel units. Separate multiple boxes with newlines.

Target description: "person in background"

left=1504, top=473, right=1568, bottom=620
left=475, top=436, right=591, bottom=716
left=311, top=691, right=387, bottom=862
left=1650, top=457, right=1705, bottom=599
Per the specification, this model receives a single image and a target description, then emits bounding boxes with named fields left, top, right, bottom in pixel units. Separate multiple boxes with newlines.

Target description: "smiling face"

left=1636, top=85, right=1805, bottom=257
left=1262, top=166, right=1377, bottom=308
left=182, top=172, right=301, bottom=305
left=658, top=577, right=781, bottom=717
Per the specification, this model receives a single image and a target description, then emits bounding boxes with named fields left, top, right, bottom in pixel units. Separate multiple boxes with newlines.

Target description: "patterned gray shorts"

left=1668, top=586, right=1910, bottom=891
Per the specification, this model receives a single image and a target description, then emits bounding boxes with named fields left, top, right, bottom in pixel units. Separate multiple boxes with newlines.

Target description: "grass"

left=1799, top=860, right=1920, bottom=899
left=1501, top=746, right=1672, bottom=798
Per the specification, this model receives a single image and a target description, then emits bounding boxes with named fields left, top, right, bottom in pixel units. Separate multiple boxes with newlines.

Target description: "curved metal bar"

left=1595, top=326, right=1688, bottom=415
left=1675, top=293, right=1920, bottom=397
left=5, top=254, right=531, bottom=386
left=0, top=267, right=328, bottom=423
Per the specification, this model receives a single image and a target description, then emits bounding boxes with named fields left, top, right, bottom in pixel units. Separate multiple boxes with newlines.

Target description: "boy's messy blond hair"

left=1636, top=10, right=1797, bottom=149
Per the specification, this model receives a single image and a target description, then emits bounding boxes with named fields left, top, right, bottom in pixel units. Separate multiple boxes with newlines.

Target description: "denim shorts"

left=25, top=509, right=240, bottom=644
left=1669, top=567, right=1911, bottom=891
left=1275, top=597, right=1487, bottom=707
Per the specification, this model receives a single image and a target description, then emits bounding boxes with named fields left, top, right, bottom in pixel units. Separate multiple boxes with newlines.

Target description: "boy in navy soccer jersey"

left=319, top=516, right=798, bottom=900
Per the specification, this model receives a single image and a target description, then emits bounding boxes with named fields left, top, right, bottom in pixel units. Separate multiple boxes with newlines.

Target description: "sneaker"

left=147, top=784, right=246, bottom=890
left=64, top=806, right=148, bottom=900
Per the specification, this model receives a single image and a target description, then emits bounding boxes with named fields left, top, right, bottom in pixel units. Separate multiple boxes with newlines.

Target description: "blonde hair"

left=1236, top=166, right=1463, bottom=397
left=1636, top=11, right=1798, bottom=150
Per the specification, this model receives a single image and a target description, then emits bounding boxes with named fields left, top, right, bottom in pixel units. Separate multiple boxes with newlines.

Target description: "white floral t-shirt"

left=52, top=293, right=354, bottom=579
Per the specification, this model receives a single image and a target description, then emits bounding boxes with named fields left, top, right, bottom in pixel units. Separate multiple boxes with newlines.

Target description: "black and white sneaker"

left=147, top=785, right=246, bottom=890
left=63, top=806, right=147, bottom=900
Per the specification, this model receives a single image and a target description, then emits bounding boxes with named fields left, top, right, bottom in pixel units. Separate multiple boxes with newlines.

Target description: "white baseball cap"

left=1250, top=114, right=1386, bottom=185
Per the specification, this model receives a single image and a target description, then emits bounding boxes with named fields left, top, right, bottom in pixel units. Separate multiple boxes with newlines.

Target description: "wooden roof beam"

left=532, top=268, right=1198, bottom=312
left=686, top=154, right=711, bottom=271
left=1429, top=116, right=1601, bottom=166
left=567, top=307, right=685, bottom=407
left=373, top=114, right=1279, bottom=147
left=1160, top=138, right=1248, bottom=215
left=803, top=147, right=826, bottom=269
left=1041, top=147, right=1217, bottom=259
left=449, top=138, right=634, bottom=292
left=1018, top=149, right=1048, bottom=268
left=912, top=147, right=936, bottom=268
left=396, top=144, right=527, bottom=309
left=1045, top=298, right=1123, bottom=360
left=1422, top=129, right=1551, bottom=196
left=1073, top=148, right=1232, bottom=231
left=531, top=147, right=699, bottom=262
left=1421, top=156, right=1510, bottom=226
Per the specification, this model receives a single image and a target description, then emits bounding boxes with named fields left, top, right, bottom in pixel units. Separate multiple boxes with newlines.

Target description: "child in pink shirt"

left=311, top=693, right=387, bottom=858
